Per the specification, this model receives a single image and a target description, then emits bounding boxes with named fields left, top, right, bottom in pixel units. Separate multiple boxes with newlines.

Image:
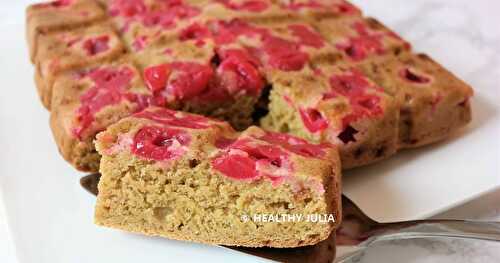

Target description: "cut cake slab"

left=94, top=107, right=342, bottom=247
left=26, top=0, right=473, bottom=172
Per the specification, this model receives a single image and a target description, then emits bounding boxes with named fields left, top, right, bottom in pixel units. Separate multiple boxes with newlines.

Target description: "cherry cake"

left=26, top=0, right=472, bottom=173
left=26, top=0, right=474, bottom=250
left=94, top=107, right=341, bottom=247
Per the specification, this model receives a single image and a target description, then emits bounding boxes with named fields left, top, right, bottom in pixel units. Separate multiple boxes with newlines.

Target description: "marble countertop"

left=0, top=0, right=499, bottom=262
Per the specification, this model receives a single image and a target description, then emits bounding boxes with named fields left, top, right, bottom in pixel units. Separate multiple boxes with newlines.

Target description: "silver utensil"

left=335, top=195, right=500, bottom=263
left=79, top=174, right=500, bottom=263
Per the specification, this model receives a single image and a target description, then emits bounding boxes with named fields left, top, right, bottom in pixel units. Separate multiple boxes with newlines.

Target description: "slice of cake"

left=94, top=106, right=341, bottom=247
left=26, top=0, right=106, bottom=62
left=50, top=58, right=152, bottom=172
left=261, top=65, right=399, bottom=169
left=34, top=22, right=125, bottom=109
left=107, top=0, right=203, bottom=52
left=358, top=53, right=473, bottom=147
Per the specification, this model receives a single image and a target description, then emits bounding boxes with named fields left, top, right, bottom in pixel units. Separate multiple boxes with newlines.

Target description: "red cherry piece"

left=263, top=36, right=309, bottom=71
left=144, top=64, right=171, bottom=93
left=337, top=125, right=358, bottom=144
left=299, top=108, right=328, bottom=133
left=212, top=153, right=258, bottom=180
left=73, top=67, right=134, bottom=139
left=109, top=0, right=146, bottom=17
left=217, top=54, right=264, bottom=95
left=329, top=71, right=372, bottom=97
left=166, top=62, right=213, bottom=100
left=400, top=68, right=431, bottom=84
left=82, top=36, right=110, bottom=56
left=329, top=70, right=384, bottom=127
left=132, top=126, right=190, bottom=161
left=288, top=24, right=324, bottom=48
left=212, top=138, right=291, bottom=181
left=179, top=23, right=211, bottom=44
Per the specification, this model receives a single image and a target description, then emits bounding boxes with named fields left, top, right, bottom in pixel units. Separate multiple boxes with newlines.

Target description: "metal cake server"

left=80, top=174, right=500, bottom=263
left=334, top=195, right=500, bottom=262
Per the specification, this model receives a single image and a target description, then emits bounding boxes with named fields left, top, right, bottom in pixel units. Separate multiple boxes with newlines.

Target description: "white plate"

left=1, top=0, right=499, bottom=262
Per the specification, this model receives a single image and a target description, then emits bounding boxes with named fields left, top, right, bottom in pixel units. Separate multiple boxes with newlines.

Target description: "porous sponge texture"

left=95, top=154, right=339, bottom=247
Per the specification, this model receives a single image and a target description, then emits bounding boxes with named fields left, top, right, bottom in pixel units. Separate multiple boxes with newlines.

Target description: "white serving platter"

left=0, top=0, right=498, bottom=262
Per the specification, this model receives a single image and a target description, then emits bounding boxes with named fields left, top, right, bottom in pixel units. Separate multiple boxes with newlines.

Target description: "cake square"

left=50, top=59, right=151, bottom=171
left=107, top=0, right=204, bottom=52
left=94, top=106, right=341, bottom=247
left=357, top=53, right=473, bottom=147
left=26, top=0, right=106, bottom=62
left=34, top=22, right=125, bottom=109
left=261, top=64, right=399, bottom=168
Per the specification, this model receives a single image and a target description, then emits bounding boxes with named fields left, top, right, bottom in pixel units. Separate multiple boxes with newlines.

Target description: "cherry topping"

left=299, top=108, right=328, bottom=133
left=357, top=96, right=380, bottom=110
left=82, top=36, right=110, bottom=56
left=166, top=62, right=213, bottom=100
left=288, top=24, right=324, bottom=48
left=458, top=98, right=469, bottom=107
left=141, top=5, right=200, bottom=29
left=144, top=64, right=171, bottom=93
left=328, top=70, right=384, bottom=128
left=132, top=126, right=190, bottom=161
left=109, top=0, right=146, bottom=17
left=73, top=67, right=135, bottom=139
left=336, top=22, right=385, bottom=61
left=215, top=137, right=236, bottom=149
left=216, top=0, right=269, bottom=12
left=263, top=35, right=309, bottom=71
left=330, top=72, right=372, bottom=96
left=179, top=23, right=212, bottom=46
left=336, top=1, right=360, bottom=14
left=212, top=153, right=258, bottom=180
left=337, top=125, right=358, bottom=144
left=216, top=53, right=264, bottom=95
left=212, top=139, right=290, bottom=182
left=400, top=68, right=431, bottom=84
